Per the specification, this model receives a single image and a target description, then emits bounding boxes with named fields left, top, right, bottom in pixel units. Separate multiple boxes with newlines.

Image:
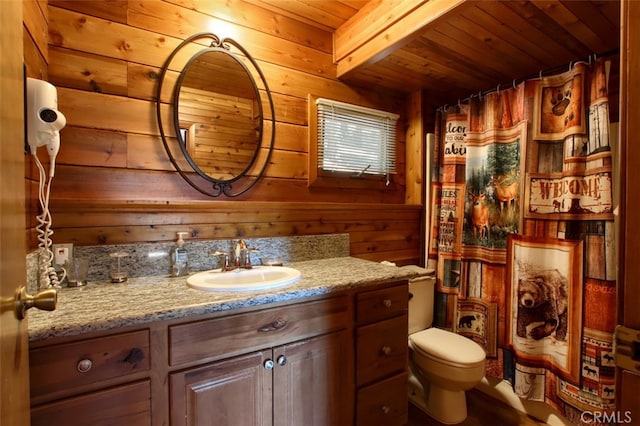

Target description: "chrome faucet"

left=211, top=240, right=257, bottom=272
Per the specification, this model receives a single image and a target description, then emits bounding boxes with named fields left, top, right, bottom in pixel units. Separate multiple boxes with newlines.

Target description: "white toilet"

left=408, top=275, right=486, bottom=424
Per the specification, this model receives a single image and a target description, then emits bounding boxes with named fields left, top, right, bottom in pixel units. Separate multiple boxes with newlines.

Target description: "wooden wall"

left=22, top=0, right=424, bottom=266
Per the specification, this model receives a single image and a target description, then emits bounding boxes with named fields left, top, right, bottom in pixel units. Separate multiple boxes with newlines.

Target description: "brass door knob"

left=14, top=286, right=57, bottom=320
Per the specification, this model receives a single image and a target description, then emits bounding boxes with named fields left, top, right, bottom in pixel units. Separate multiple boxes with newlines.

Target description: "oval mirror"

left=156, top=33, right=275, bottom=197
left=176, top=49, right=261, bottom=181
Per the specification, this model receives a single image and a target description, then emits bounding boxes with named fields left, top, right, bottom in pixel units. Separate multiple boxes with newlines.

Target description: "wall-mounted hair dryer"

left=26, top=78, right=67, bottom=289
left=26, top=77, right=66, bottom=177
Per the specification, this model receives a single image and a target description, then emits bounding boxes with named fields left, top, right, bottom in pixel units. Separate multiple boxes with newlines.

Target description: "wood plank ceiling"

left=253, top=0, right=620, bottom=103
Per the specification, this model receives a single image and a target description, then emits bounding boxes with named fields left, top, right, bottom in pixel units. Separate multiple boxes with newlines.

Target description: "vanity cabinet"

left=168, top=296, right=352, bottom=425
left=29, top=278, right=411, bottom=426
left=29, top=330, right=151, bottom=426
left=354, top=282, right=409, bottom=425
left=170, top=331, right=349, bottom=425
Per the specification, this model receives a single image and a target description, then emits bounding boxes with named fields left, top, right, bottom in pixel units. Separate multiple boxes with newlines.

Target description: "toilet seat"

left=409, top=327, right=485, bottom=368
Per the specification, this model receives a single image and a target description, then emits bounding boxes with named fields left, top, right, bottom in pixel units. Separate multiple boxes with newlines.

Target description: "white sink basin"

left=187, top=266, right=301, bottom=292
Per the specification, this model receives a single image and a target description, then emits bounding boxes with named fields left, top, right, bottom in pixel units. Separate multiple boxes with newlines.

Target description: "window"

left=308, top=95, right=399, bottom=189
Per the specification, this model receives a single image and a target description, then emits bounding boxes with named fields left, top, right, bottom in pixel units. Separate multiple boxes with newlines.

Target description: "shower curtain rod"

left=442, top=48, right=620, bottom=111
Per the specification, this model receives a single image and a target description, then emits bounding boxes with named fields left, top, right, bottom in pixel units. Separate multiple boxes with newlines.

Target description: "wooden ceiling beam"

left=334, top=0, right=468, bottom=78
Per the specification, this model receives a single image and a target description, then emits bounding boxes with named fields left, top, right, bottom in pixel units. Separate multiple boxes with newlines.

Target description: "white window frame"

left=308, top=95, right=399, bottom=189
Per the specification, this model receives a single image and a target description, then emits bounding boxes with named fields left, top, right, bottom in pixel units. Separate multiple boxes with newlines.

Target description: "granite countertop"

left=28, top=257, right=432, bottom=343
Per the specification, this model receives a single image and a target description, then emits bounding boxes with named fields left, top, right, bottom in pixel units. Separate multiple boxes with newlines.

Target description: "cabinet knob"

left=77, top=358, right=93, bottom=373
left=264, top=359, right=274, bottom=370
left=382, top=299, right=392, bottom=308
left=381, top=405, right=391, bottom=415
left=381, top=346, right=392, bottom=356
left=277, top=355, right=287, bottom=366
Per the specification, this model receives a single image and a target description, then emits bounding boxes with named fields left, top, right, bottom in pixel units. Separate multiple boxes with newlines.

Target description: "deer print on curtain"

left=429, top=57, right=616, bottom=424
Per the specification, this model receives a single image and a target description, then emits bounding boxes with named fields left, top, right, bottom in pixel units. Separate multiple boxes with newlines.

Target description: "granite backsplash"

left=27, top=234, right=350, bottom=292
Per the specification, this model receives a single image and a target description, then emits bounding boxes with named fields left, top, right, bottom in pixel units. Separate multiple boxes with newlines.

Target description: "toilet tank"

left=408, top=276, right=436, bottom=334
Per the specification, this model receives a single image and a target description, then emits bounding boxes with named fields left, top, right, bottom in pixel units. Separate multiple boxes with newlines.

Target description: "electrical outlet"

left=52, top=243, right=73, bottom=265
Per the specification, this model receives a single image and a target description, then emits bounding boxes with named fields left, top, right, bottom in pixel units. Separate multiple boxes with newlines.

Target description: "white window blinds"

left=316, top=98, right=398, bottom=180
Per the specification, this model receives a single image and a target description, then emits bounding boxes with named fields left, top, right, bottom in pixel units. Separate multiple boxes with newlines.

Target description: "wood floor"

left=406, top=388, right=548, bottom=426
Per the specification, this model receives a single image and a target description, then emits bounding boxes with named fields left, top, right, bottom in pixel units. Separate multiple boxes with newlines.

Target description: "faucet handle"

left=241, top=247, right=259, bottom=269
left=210, top=250, right=230, bottom=271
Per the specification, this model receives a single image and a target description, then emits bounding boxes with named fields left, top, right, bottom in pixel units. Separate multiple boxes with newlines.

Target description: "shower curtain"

left=428, top=58, right=616, bottom=425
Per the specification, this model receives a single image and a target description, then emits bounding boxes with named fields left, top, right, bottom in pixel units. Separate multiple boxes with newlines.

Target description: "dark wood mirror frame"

left=156, top=32, right=275, bottom=197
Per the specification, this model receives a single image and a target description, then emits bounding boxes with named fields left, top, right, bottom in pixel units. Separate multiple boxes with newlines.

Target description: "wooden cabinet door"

left=273, top=330, right=352, bottom=426
left=170, top=350, right=273, bottom=426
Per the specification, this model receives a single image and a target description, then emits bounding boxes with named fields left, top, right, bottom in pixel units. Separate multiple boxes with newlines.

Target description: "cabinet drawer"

left=356, top=315, right=407, bottom=386
left=30, top=330, right=150, bottom=400
left=356, top=372, right=408, bottom=426
left=31, top=380, right=151, bottom=426
left=356, top=282, right=408, bottom=324
left=169, top=296, right=348, bottom=366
